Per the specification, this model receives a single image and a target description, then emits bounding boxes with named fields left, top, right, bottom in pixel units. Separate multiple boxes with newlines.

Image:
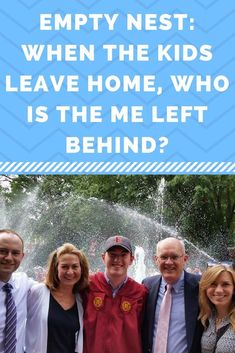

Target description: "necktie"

left=2, top=283, right=17, bottom=353
left=154, top=284, right=172, bottom=353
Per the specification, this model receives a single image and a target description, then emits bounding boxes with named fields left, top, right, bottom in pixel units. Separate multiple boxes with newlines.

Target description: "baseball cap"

left=104, top=235, right=133, bottom=254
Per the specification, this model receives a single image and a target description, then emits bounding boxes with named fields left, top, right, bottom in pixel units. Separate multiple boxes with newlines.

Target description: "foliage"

left=1, top=175, right=235, bottom=263
left=70, top=175, right=161, bottom=214
left=164, top=175, right=235, bottom=259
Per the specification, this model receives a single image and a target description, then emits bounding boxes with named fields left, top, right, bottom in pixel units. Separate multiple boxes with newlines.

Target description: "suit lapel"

left=184, top=272, right=199, bottom=351
left=148, top=276, right=161, bottom=344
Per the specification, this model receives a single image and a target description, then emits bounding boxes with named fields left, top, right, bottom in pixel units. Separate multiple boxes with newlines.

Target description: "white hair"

left=156, top=237, right=185, bottom=255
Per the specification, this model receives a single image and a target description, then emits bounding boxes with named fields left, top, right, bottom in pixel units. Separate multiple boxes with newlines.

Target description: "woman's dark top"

left=47, top=293, right=80, bottom=353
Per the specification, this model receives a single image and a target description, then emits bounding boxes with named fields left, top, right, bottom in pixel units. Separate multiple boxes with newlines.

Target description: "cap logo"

left=115, top=236, right=123, bottom=244
left=121, top=300, right=132, bottom=312
left=93, top=296, right=104, bottom=310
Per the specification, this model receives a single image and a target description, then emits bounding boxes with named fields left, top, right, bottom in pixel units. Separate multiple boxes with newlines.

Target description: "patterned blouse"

left=201, top=315, right=235, bottom=353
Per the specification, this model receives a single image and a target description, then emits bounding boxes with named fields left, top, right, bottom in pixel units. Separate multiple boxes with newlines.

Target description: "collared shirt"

left=0, top=272, right=34, bottom=353
left=152, top=272, right=188, bottom=353
left=201, top=315, right=235, bottom=353
left=104, top=271, right=128, bottom=297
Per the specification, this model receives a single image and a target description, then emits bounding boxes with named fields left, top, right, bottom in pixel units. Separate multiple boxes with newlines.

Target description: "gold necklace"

left=215, top=316, right=227, bottom=327
left=215, top=317, right=224, bottom=323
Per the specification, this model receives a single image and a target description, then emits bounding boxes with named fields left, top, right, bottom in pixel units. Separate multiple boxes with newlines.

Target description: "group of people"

left=0, top=228, right=234, bottom=353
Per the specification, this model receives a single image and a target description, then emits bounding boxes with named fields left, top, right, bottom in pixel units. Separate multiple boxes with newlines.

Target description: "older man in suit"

left=142, top=237, right=202, bottom=353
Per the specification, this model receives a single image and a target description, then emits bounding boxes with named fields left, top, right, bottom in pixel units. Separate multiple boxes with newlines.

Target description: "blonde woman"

left=26, top=243, right=89, bottom=353
left=198, top=264, right=235, bottom=353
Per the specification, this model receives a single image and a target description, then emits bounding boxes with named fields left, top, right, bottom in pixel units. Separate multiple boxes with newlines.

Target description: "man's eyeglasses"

left=108, top=252, right=129, bottom=260
left=158, top=255, right=184, bottom=262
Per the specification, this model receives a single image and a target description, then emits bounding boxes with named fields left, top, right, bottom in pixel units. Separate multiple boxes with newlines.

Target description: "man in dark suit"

left=0, top=229, right=34, bottom=353
left=142, top=237, right=202, bottom=353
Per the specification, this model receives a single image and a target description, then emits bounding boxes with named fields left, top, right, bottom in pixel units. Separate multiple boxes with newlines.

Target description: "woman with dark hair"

left=198, top=264, right=235, bottom=353
left=26, top=243, right=89, bottom=353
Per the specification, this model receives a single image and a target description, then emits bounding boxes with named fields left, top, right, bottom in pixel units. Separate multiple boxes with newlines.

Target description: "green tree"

left=71, top=175, right=162, bottom=214
left=2, top=174, right=235, bottom=262
left=164, top=175, right=235, bottom=259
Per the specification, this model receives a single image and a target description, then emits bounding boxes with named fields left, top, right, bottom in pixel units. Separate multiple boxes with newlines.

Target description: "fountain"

left=0, top=196, right=7, bottom=226
left=0, top=188, right=217, bottom=279
left=133, top=246, right=147, bottom=283
left=154, top=177, right=166, bottom=230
